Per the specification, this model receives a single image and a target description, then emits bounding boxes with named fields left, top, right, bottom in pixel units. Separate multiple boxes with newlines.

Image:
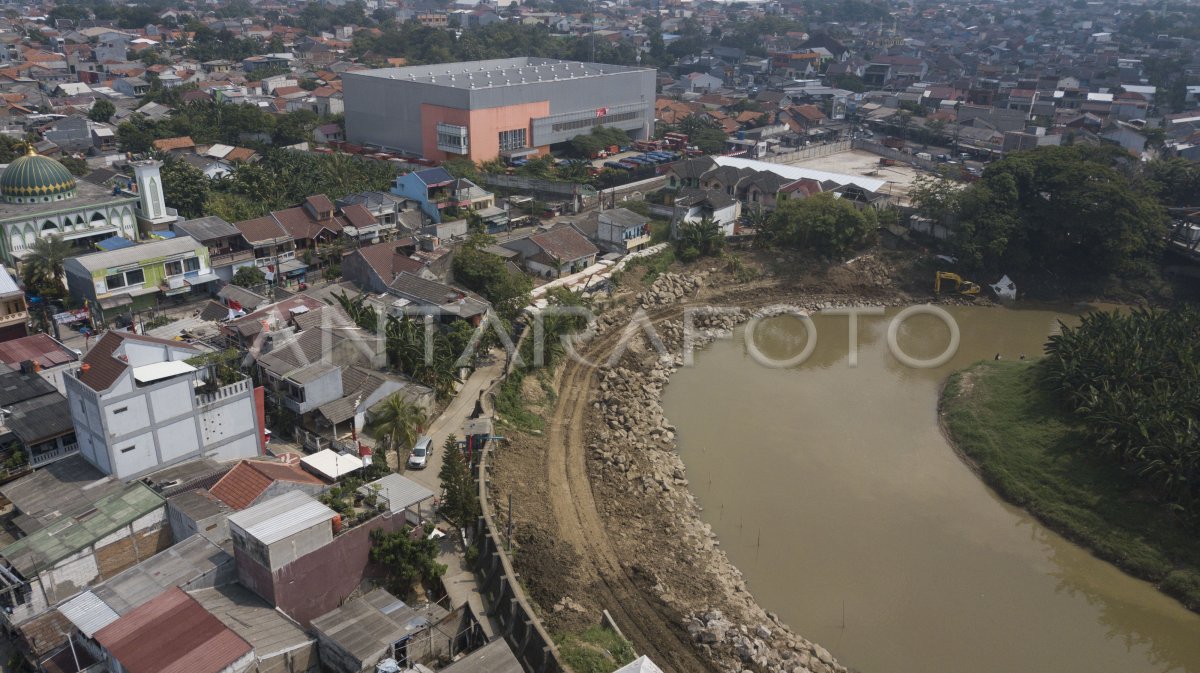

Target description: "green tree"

left=57, top=156, right=89, bottom=177
left=438, top=434, right=479, bottom=530
left=442, top=157, right=480, bottom=182
left=762, top=193, right=878, bottom=258
left=674, top=216, right=725, bottom=261
left=160, top=159, right=210, bottom=219
left=88, top=99, right=116, bottom=123
left=452, top=232, right=532, bottom=318
left=116, top=118, right=157, bottom=154
left=231, top=265, right=265, bottom=288
left=365, top=394, right=428, bottom=469
left=368, top=526, right=446, bottom=597
left=22, top=235, right=72, bottom=298
left=272, top=109, right=318, bottom=146
left=205, top=191, right=266, bottom=222
left=947, top=146, right=1168, bottom=277
left=1142, top=157, right=1200, bottom=207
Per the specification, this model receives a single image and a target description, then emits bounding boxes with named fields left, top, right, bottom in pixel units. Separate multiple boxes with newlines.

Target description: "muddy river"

left=662, top=305, right=1200, bottom=673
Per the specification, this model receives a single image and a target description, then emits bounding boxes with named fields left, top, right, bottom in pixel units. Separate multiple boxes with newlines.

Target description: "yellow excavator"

left=934, top=271, right=981, bottom=296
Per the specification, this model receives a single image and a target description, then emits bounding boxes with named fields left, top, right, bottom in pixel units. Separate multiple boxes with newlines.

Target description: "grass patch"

left=555, top=625, right=636, bottom=673
left=494, top=368, right=544, bottom=433
left=941, top=360, right=1200, bottom=612
left=624, top=247, right=675, bottom=283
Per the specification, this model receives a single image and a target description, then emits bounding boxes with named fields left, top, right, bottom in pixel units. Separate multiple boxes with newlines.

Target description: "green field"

left=940, top=360, right=1200, bottom=612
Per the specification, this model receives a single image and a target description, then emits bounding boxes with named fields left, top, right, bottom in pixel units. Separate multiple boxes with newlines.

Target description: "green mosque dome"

left=1, top=147, right=77, bottom=204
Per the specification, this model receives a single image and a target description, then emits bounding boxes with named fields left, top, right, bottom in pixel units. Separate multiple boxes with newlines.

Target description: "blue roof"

left=95, top=236, right=136, bottom=251
left=414, top=167, right=454, bottom=185
left=152, top=231, right=176, bottom=239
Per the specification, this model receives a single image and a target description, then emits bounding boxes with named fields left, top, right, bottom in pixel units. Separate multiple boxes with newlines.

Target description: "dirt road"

left=543, top=307, right=719, bottom=673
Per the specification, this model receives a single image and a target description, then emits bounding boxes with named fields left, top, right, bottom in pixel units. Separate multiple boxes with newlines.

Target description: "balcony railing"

left=0, top=310, right=28, bottom=326
left=210, top=250, right=254, bottom=267
left=195, top=378, right=251, bottom=407
left=29, top=442, right=77, bottom=468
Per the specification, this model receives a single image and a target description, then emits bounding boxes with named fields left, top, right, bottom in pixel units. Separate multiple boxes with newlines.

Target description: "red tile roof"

left=530, top=225, right=599, bottom=262
left=224, top=147, right=256, bottom=162
left=354, top=241, right=424, bottom=285
left=209, top=458, right=326, bottom=509
left=235, top=215, right=290, bottom=244
left=95, top=588, right=251, bottom=673
left=272, top=206, right=345, bottom=242
left=151, top=136, right=195, bottom=152
left=78, top=331, right=198, bottom=391
left=340, top=203, right=375, bottom=229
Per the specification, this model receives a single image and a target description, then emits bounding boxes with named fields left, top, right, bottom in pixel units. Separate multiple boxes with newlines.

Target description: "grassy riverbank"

left=940, top=360, right=1200, bottom=612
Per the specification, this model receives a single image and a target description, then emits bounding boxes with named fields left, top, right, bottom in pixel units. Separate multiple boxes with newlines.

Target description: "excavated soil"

left=489, top=251, right=919, bottom=673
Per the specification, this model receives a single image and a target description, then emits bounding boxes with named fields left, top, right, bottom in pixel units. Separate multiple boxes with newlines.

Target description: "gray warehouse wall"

left=343, top=60, right=656, bottom=156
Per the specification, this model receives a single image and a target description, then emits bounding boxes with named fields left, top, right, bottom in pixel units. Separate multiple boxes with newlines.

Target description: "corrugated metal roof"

left=360, top=474, right=434, bottom=514
left=131, top=360, right=196, bottom=384
left=0, top=482, right=164, bottom=576
left=65, top=236, right=206, bottom=272
left=227, top=491, right=335, bottom=545
left=59, top=590, right=120, bottom=638
left=300, top=449, right=363, bottom=481
left=94, top=587, right=252, bottom=673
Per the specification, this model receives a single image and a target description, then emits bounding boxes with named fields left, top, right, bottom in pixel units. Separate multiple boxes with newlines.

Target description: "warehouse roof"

left=175, top=216, right=241, bottom=242
left=347, top=57, right=651, bottom=90
left=59, top=534, right=233, bottom=640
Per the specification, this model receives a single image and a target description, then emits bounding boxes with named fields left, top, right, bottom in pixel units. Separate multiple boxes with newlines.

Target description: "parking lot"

left=782, top=149, right=926, bottom=205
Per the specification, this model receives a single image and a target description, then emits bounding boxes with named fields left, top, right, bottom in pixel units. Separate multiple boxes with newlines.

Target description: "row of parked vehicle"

left=602, top=150, right=682, bottom=171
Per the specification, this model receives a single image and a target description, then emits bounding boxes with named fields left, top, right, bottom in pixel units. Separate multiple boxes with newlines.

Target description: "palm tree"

left=365, top=394, right=428, bottom=470
left=23, top=234, right=72, bottom=297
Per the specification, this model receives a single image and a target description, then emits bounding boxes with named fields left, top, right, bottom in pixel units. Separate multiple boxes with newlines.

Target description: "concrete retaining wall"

left=852, top=139, right=942, bottom=172
left=472, top=442, right=566, bottom=673
left=760, top=140, right=851, bottom=164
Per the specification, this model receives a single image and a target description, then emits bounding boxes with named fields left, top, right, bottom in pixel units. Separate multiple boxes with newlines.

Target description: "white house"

left=64, top=331, right=262, bottom=480
left=672, top=189, right=742, bottom=237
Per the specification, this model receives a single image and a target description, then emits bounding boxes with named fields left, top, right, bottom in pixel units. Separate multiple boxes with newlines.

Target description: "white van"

left=407, top=436, right=433, bottom=470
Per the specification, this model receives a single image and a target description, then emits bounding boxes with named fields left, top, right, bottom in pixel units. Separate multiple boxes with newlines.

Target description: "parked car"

left=407, top=437, right=433, bottom=470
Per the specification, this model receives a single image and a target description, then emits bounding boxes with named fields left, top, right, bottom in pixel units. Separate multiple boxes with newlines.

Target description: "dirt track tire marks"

left=544, top=305, right=720, bottom=673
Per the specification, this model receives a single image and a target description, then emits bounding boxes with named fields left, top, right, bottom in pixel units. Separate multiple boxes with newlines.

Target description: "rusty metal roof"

left=94, top=587, right=252, bottom=673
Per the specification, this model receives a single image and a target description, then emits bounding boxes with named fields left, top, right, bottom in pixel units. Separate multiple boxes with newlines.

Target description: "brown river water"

left=661, top=305, right=1200, bottom=673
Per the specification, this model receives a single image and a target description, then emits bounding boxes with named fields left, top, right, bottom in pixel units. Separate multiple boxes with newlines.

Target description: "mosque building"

left=0, top=149, right=171, bottom=268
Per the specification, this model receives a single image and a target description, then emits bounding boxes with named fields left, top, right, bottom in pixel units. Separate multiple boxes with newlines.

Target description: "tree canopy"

left=911, top=145, right=1169, bottom=279
left=452, top=232, right=533, bottom=318
left=759, top=192, right=878, bottom=258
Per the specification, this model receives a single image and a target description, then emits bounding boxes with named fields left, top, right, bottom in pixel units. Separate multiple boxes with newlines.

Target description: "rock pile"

left=638, top=272, right=703, bottom=308
left=587, top=296, right=849, bottom=673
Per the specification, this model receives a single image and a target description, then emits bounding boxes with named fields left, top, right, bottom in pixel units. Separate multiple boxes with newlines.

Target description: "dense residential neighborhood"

left=0, top=0, right=1194, bottom=672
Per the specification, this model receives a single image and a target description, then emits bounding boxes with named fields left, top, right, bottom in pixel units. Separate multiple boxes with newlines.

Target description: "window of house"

left=498, top=128, right=527, bottom=152
left=106, top=273, right=126, bottom=289
left=125, top=269, right=144, bottom=285
left=184, top=257, right=201, bottom=273
left=164, top=260, right=183, bottom=276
